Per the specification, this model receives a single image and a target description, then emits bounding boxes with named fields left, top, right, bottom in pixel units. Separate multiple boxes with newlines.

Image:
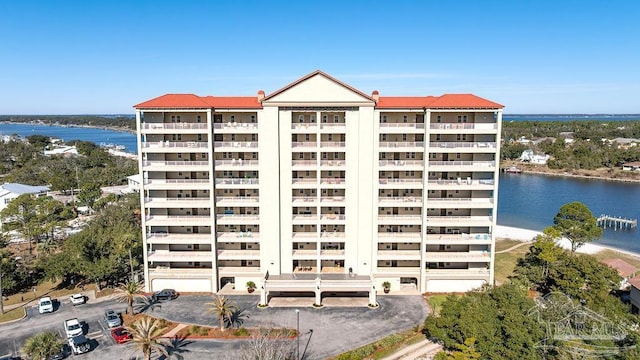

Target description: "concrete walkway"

left=380, top=339, right=442, bottom=360
left=495, top=240, right=532, bottom=254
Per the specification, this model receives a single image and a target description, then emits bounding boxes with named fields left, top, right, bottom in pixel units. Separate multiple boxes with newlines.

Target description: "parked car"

left=38, top=297, right=54, bottom=314
left=104, top=310, right=121, bottom=328
left=64, top=318, right=83, bottom=338
left=69, top=293, right=86, bottom=305
left=153, top=289, right=178, bottom=301
left=110, top=327, right=132, bottom=344
left=48, top=344, right=69, bottom=360
left=67, top=335, right=90, bottom=355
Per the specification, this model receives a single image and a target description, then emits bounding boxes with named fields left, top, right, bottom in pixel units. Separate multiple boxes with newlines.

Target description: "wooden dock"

left=597, top=215, right=637, bottom=231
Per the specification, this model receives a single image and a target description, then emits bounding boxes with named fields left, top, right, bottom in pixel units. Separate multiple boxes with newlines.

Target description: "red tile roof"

left=600, top=258, right=638, bottom=277
left=427, top=94, right=504, bottom=109
left=376, top=96, right=436, bottom=108
left=134, top=94, right=261, bottom=109
left=628, top=275, right=640, bottom=289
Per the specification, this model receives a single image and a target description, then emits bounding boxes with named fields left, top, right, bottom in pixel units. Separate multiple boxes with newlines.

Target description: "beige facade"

left=135, top=71, right=503, bottom=300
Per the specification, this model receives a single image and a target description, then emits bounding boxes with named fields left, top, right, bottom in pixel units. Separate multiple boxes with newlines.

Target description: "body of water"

left=0, top=122, right=137, bottom=153
left=2, top=122, right=639, bottom=253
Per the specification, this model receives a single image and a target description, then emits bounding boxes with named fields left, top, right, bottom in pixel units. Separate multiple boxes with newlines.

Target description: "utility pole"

left=295, top=309, right=300, bottom=360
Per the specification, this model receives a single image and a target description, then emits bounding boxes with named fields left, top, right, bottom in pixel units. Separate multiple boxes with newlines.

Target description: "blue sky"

left=1, top=0, right=639, bottom=114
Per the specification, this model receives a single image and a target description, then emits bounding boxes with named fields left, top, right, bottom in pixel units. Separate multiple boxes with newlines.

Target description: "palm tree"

left=114, top=280, right=146, bottom=315
left=206, top=295, right=238, bottom=331
left=125, top=317, right=170, bottom=360
left=22, top=331, right=63, bottom=360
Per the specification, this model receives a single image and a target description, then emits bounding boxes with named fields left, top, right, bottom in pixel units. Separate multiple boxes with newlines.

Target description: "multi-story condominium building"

left=134, top=70, right=503, bottom=304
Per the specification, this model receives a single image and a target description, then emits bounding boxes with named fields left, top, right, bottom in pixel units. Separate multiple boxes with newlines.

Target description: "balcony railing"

left=379, top=141, right=424, bottom=148
left=428, top=161, right=495, bottom=168
left=379, top=123, right=425, bottom=129
left=216, top=214, right=260, bottom=222
left=145, top=178, right=210, bottom=185
left=214, top=159, right=259, bottom=166
left=429, top=123, right=497, bottom=130
left=143, top=160, right=208, bottom=167
left=320, top=141, right=346, bottom=148
left=216, top=197, right=259, bottom=205
left=426, top=179, right=495, bottom=186
left=320, top=160, right=345, bottom=167
left=379, top=160, right=423, bottom=167
left=142, top=123, right=208, bottom=130
left=142, top=141, right=208, bottom=149
left=377, top=215, right=422, bottom=222
left=215, top=178, right=259, bottom=186
left=213, top=123, right=258, bottom=130
left=429, top=141, right=497, bottom=149
left=378, top=178, right=423, bottom=186
left=320, top=178, right=345, bottom=185
left=378, top=196, right=422, bottom=204
left=214, top=141, right=258, bottom=149
left=292, top=142, right=317, bottom=148
left=291, top=123, right=318, bottom=130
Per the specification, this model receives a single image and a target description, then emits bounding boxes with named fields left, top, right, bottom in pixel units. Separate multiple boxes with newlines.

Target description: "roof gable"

left=263, top=70, right=374, bottom=104
left=134, top=94, right=210, bottom=109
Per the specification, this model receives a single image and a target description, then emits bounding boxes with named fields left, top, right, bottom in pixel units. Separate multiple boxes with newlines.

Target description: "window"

left=403, top=115, right=408, bottom=123
left=402, top=134, right=407, bottom=141
left=305, top=134, right=310, bottom=141
left=252, top=152, right=257, bottom=159
left=381, top=115, right=387, bottom=123
left=328, top=134, right=333, bottom=141
left=196, top=115, right=201, bottom=123
left=456, top=153, right=461, bottom=159
left=230, top=115, right=235, bottom=122
left=251, top=115, right=256, bottom=123
left=201, top=153, right=206, bottom=158
left=177, top=153, right=182, bottom=159
left=298, top=114, right=305, bottom=122
left=457, top=115, right=467, bottom=123
left=381, top=134, right=387, bottom=141
left=322, top=115, right=328, bottom=123
left=430, top=153, right=437, bottom=159
left=299, top=152, right=304, bottom=159
left=334, top=115, right=339, bottom=123
left=457, top=134, right=466, bottom=141
left=310, top=115, right=316, bottom=123
left=436, top=115, right=441, bottom=123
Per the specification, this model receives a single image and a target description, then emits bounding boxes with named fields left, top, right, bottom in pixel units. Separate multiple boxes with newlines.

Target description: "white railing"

left=143, top=160, right=208, bottom=167
left=214, top=141, right=258, bottom=149
left=426, top=216, right=493, bottom=223
left=215, top=178, right=259, bottom=185
left=378, top=178, right=422, bottom=185
left=320, top=160, right=346, bottom=166
left=214, top=159, right=259, bottom=166
left=292, top=160, right=316, bottom=166
left=379, top=141, right=424, bottom=148
left=426, top=179, right=495, bottom=186
left=430, top=141, right=497, bottom=149
left=216, top=197, right=259, bottom=203
left=426, top=197, right=493, bottom=204
left=320, top=178, right=345, bottom=184
left=142, top=123, right=207, bottom=130
left=292, top=214, right=319, bottom=221
left=291, top=123, right=318, bottom=130
left=146, top=215, right=211, bottom=221
left=145, top=197, right=209, bottom=203
left=379, top=160, right=423, bottom=166
left=216, top=214, right=260, bottom=221
left=321, top=214, right=346, bottom=221
left=213, top=123, right=258, bottom=130
left=378, top=196, right=421, bottom=203
left=291, top=142, right=317, bottom=148
left=377, top=215, right=422, bottom=222
left=320, top=141, right=346, bottom=148
left=428, top=161, right=495, bottom=167
left=320, top=196, right=345, bottom=202
left=145, top=179, right=210, bottom=185
left=292, top=196, right=317, bottom=203
left=320, top=123, right=346, bottom=129
left=142, top=141, right=208, bottom=149
left=430, top=123, right=497, bottom=130
left=292, top=178, right=317, bottom=184
left=379, top=123, right=425, bottom=129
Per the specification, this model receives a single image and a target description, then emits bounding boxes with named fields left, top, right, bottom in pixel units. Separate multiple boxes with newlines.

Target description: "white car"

left=64, top=318, right=83, bottom=338
left=38, top=296, right=54, bottom=313
left=68, top=334, right=90, bottom=354
left=69, top=293, right=86, bottom=305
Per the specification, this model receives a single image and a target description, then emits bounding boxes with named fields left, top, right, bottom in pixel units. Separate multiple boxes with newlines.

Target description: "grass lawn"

left=494, top=244, right=530, bottom=286
left=0, top=308, right=25, bottom=323
left=425, top=294, right=453, bottom=316
left=2, top=280, right=97, bottom=307
left=495, top=239, right=525, bottom=252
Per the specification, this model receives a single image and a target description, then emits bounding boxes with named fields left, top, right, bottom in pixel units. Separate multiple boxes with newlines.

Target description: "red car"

left=111, top=327, right=132, bottom=344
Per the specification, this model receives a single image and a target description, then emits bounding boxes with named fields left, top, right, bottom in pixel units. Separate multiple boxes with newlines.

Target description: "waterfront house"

left=622, top=161, right=640, bottom=171
left=133, top=70, right=504, bottom=304
left=628, top=276, right=640, bottom=314
left=44, top=145, right=79, bottom=157
left=600, top=258, right=638, bottom=289
left=0, top=183, right=50, bottom=225
left=519, top=149, right=550, bottom=165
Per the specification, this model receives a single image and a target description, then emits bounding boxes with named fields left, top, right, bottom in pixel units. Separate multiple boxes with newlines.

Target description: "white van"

left=38, top=296, right=54, bottom=313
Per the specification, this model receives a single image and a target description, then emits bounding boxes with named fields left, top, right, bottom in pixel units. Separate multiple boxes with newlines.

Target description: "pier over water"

left=597, top=215, right=637, bottom=231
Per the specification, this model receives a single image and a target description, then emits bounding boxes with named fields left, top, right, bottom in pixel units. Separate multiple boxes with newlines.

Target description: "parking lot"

left=0, top=294, right=429, bottom=360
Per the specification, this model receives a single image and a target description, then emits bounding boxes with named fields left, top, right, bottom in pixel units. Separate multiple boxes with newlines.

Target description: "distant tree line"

left=0, top=114, right=135, bottom=130
left=501, top=120, right=640, bottom=170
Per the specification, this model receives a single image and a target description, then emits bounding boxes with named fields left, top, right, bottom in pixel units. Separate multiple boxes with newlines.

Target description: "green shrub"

left=234, top=327, right=249, bottom=336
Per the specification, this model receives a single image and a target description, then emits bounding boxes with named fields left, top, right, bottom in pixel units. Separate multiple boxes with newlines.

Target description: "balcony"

left=377, top=250, right=421, bottom=260
left=379, top=141, right=424, bottom=151
left=427, top=161, right=495, bottom=172
left=320, top=178, right=345, bottom=186
left=291, top=123, right=318, bottom=132
left=215, top=214, right=260, bottom=225
left=291, top=214, right=319, bottom=224
left=143, top=160, right=209, bottom=171
left=429, top=123, right=498, bottom=133
left=145, top=197, right=210, bottom=208
left=141, top=122, right=208, bottom=134
left=214, top=141, right=258, bottom=151
left=377, top=232, right=422, bottom=242
left=379, top=123, right=425, bottom=133
left=425, top=251, right=490, bottom=262
left=320, top=249, right=346, bottom=258
left=320, top=214, right=346, bottom=223
left=146, top=232, right=212, bottom=244
left=292, top=232, right=318, bottom=240
left=215, top=178, right=259, bottom=189
left=429, top=141, right=497, bottom=153
left=319, top=160, right=346, bottom=169
left=425, top=197, right=494, bottom=209
left=377, top=215, right=422, bottom=225
left=425, top=268, right=490, bottom=279
left=319, top=141, right=346, bottom=149
left=291, top=160, right=317, bottom=170
left=426, top=178, right=494, bottom=190
left=292, top=142, right=318, bottom=149
left=292, top=196, right=318, bottom=206
left=145, top=215, right=211, bottom=226
left=217, top=231, right=260, bottom=243
left=320, top=196, right=345, bottom=206
left=217, top=249, right=260, bottom=260
left=147, top=250, right=213, bottom=262
left=213, top=123, right=258, bottom=133
left=292, top=178, right=317, bottom=188
left=426, top=215, right=493, bottom=227
left=378, top=178, right=423, bottom=189
left=218, top=266, right=262, bottom=275
left=319, top=123, right=346, bottom=132
left=214, top=159, right=259, bottom=170
left=144, top=179, right=211, bottom=190
left=141, top=141, right=209, bottom=153
left=378, top=196, right=422, bottom=206
left=375, top=267, right=421, bottom=275
left=424, top=233, right=492, bottom=245
left=292, top=249, right=318, bottom=259
left=378, top=160, right=423, bottom=170
left=148, top=267, right=213, bottom=277
left=215, top=196, right=259, bottom=207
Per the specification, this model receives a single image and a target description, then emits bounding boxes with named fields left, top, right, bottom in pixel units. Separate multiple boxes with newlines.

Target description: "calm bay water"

left=2, top=122, right=639, bottom=252
left=0, top=122, right=137, bottom=153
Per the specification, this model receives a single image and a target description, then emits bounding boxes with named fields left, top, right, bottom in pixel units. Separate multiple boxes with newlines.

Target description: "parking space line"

left=87, top=330, right=103, bottom=338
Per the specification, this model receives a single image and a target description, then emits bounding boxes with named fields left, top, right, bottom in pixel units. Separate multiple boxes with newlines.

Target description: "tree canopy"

left=552, top=201, right=603, bottom=252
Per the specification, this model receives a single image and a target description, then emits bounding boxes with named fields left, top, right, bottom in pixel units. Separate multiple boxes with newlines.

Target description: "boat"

left=504, top=166, right=522, bottom=174
left=99, top=142, right=126, bottom=151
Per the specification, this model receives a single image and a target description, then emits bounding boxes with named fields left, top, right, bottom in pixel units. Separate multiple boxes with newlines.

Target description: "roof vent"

left=257, top=90, right=265, bottom=102
left=372, top=90, right=379, bottom=102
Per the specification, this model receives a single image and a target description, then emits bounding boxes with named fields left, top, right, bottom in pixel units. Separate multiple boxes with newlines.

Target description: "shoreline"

left=495, top=224, right=640, bottom=258
left=0, top=120, right=136, bottom=135
left=520, top=169, right=640, bottom=184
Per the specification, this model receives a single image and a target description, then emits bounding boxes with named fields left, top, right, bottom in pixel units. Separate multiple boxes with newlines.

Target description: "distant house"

left=622, top=161, right=640, bottom=171
left=519, top=149, right=550, bottom=165
left=628, top=276, right=640, bottom=314
left=0, top=183, right=50, bottom=224
left=124, top=174, right=141, bottom=194
left=600, top=258, right=638, bottom=289
left=44, top=145, right=78, bottom=157
left=609, top=138, right=640, bottom=149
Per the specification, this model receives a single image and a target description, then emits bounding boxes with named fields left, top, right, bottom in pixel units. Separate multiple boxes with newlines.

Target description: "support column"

left=369, top=284, right=377, bottom=306
left=259, top=281, right=268, bottom=306
left=315, top=277, right=321, bottom=305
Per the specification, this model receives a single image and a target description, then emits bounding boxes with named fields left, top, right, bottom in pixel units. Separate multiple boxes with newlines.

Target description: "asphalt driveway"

left=148, top=295, right=428, bottom=360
